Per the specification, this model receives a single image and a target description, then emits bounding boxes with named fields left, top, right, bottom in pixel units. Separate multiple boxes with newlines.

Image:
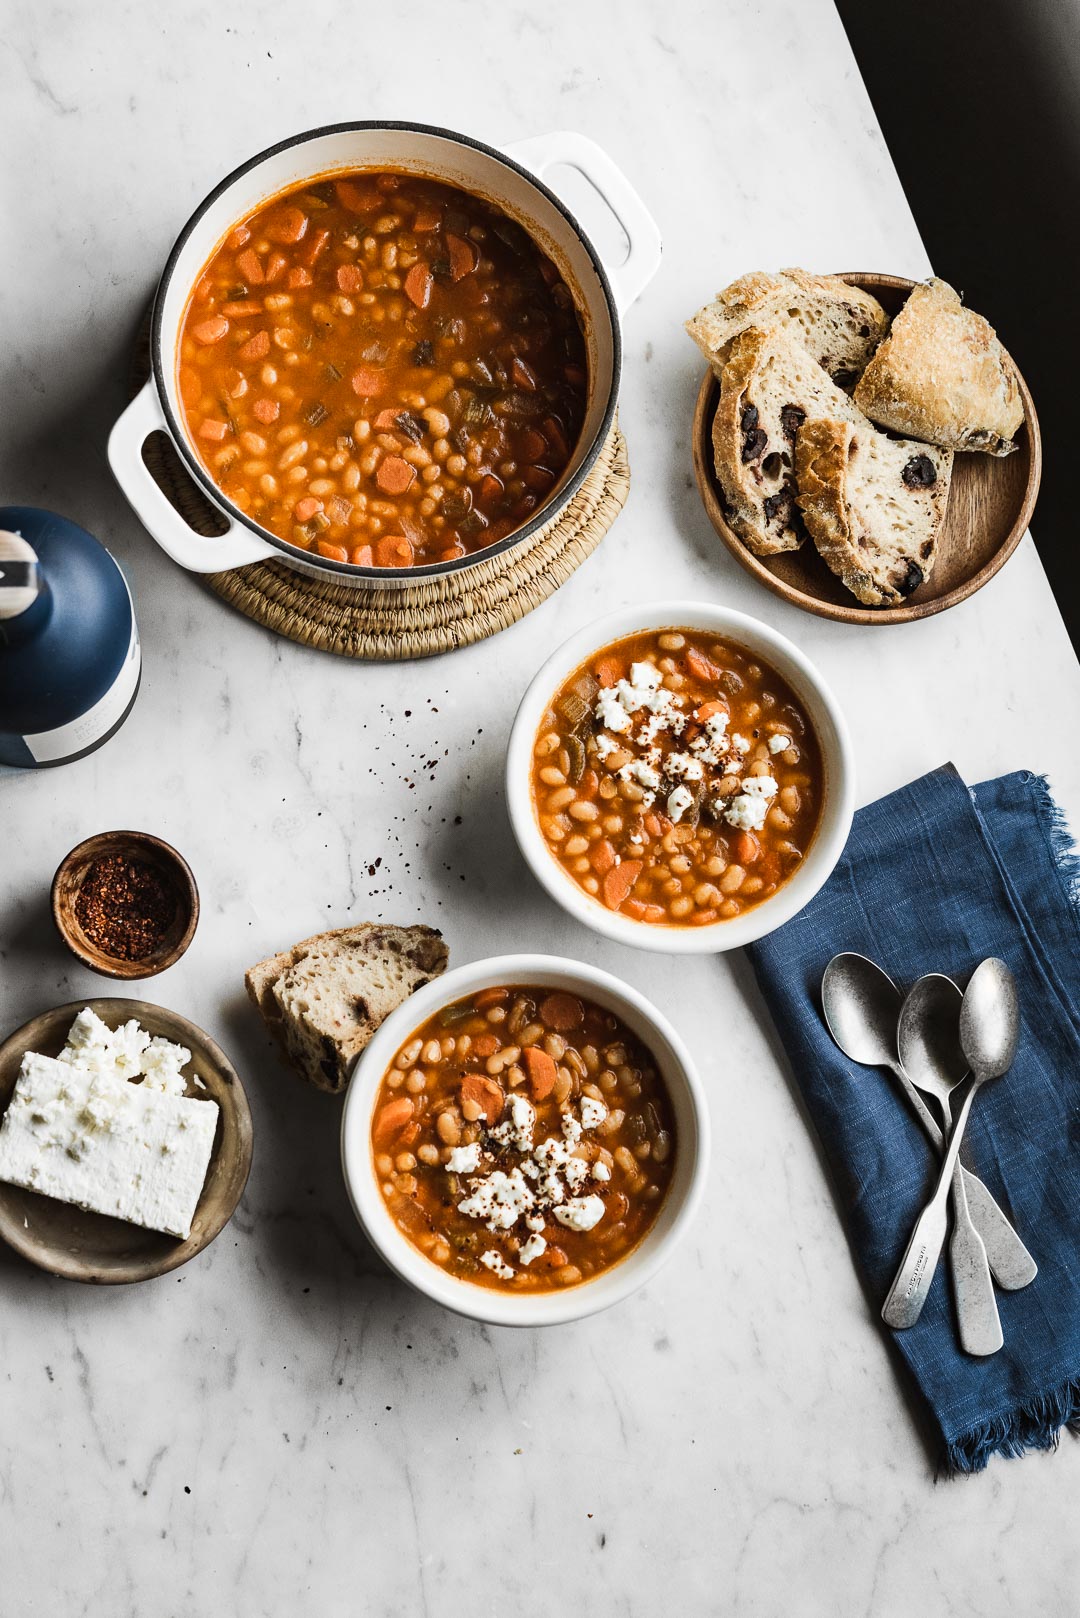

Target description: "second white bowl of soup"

left=506, top=602, right=855, bottom=953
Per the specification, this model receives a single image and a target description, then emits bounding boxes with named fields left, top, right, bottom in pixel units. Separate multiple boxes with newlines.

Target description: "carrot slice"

left=304, top=227, right=330, bottom=268
left=413, top=206, right=440, bottom=233
left=538, top=994, right=584, bottom=1031
left=192, top=316, right=229, bottom=346
left=461, top=1074, right=505, bottom=1125
left=471, top=1032, right=499, bottom=1058
left=478, top=473, right=504, bottom=506
left=221, top=300, right=261, bottom=318
left=336, top=264, right=363, bottom=293
left=197, top=418, right=229, bottom=442
left=350, top=544, right=374, bottom=566
left=474, top=987, right=509, bottom=1007
left=578, top=769, right=599, bottom=800
left=446, top=233, right=478, bottom=281
left=335, top=178, right=376, bottom=213
left=520, top=429, right=548, bottom=464
left=266, top=205, right=308, bottom=245
left=623, top=899, right=649, bottom=921
left=686, top=645, right=724, bottom=683
left=373, top=1096, right=415, bottom=1143
left=351, top=366, right=384, bottom=396
left=590, top=840, right=617, bottom=876
left=286, top=267, right=312, bottom=290
left=511, top=356, right=538, bottom=390
left=239, top=330, right=270, bottom=361
left=316, top=540, right=348, bottom=562
left=373, top=534, right=414, bottom=567
left=252, top=398, right=279, bottom=424
left=543, top=416, right=570, bottom=458
left=264, top=252, right=287, bottom=284
left=734, top=831, right=761, bottom=865
left=376, top=456, right=416, bottom=495
left=522, top=1047, right=557, bottom=1102
left=404, top=263, right=433, bottom=309
left=236, top=248, right=264, bottom=285
left=694, top=699, right=728, bottom=720
left=374, top=408, right=402, bottom=430
left=293, top=497, right=324, bottom=522
left=227, top=225, right=251, bottom=250
left=602, top=860, right=642, bottom=911
left=594, top=655, right=623, bottom=688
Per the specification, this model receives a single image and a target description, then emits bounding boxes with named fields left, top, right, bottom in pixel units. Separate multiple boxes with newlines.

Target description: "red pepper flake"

left=74, top=856, right=177, bottom=961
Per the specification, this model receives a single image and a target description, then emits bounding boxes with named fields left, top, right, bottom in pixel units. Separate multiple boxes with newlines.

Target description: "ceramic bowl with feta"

left=0, top=999, right=252, bottom=1283
left=341, top=955, right=708, bottom=1326
left=506, top=601, right=855, bottom=953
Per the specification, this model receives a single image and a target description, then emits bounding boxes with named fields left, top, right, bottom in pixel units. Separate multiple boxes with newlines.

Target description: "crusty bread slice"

left=712, top=327, right=866, bottom=555
left=795, top=416, right=953, bottom=606
left=854, top=278, right=1023, bottom=455
left=687, top=269, right=888, bottom=384
left=245, top=924, right=448, bottom=1093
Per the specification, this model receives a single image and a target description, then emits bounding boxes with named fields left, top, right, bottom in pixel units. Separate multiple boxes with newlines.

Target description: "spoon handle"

left=883, top=1081, right=980, bottom=1329
left=948, top=1172, right=1003, bottom=1355
left=960, top=1172, right=1038, bottom=1289
left=888, top=1062, right=1035, bottom=1290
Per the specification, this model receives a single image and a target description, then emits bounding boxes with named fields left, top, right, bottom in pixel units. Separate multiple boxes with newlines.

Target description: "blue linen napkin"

left=745, top=763, right=1080, bottom=1471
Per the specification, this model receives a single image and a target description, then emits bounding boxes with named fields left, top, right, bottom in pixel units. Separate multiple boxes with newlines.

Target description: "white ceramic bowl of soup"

left=506, top=601, right=855, bottom=953
left=107, top=121, right=660, bottom=588
left=341, top=954, right=709, bottom=1327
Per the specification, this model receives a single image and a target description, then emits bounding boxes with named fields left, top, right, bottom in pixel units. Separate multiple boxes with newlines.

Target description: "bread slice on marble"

left=687, top=269, right=888, bottom=385
left=245, top=923, right=448, bottom=1093
left=795, top=415, right=953, bottom=606
left=711, top=326, right=867, bottom=555
left=854, top=278, right=1023, bottom=455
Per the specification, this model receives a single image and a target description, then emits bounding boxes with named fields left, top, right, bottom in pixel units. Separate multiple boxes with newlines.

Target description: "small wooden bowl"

left=51, top=831, right=199, bottom=979
left=0, top=999, right=252, bottom=1283
left=692, top=272, right=1042, bottom=625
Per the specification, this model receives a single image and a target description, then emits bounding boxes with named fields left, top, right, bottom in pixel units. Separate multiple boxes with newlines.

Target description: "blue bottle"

left=0, top=506, right=141, bottom=768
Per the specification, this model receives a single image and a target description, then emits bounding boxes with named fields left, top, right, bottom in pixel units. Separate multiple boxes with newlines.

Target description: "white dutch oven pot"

left=108, top=122, right=661, bottom=587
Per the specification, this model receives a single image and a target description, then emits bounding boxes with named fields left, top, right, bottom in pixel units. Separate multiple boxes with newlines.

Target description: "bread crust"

left=796, top=416, right=952, bottom=606
left=687, top=267, right=888, bottom=379
left=854, top=278, right=1023, bottom=455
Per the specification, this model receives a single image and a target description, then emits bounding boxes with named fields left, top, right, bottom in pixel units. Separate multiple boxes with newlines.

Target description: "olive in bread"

left=853, top=278, right=1023, bottom=456
left=712, top=326, right=866, bottom=555
left=795, top=416, right=953, bottom=606
left=245, top=923, right=448, bottom=1093
left=687, top=268, right=888, bottom=385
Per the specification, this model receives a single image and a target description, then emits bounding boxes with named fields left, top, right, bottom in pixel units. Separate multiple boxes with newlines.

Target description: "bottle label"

left=21, top=625, right=141, bottom=763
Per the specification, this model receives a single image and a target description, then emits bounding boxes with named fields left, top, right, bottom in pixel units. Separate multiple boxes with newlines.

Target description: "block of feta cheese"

left=0, top=1048, right=219, bottom=1239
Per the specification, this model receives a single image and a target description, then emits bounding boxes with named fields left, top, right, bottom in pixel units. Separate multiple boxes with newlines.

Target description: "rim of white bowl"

left=505, top=600, right=856, bottom=954
left=341, top=954, right=710, bottom=1327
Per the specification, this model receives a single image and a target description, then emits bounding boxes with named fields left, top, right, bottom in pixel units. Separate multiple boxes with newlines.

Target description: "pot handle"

left=503, top=131, right=661, bottom=318
left=107, top=381, right=276, bottom=574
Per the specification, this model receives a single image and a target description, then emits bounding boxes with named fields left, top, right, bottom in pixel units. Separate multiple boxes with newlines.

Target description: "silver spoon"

left=900, top=975, right=1035, bottom=1295
left=883, top=959, right=1020, bottom=1330
left=900, top=975, right=1001, bottom=1355
left=822, top=954, right=1032, bottom=1288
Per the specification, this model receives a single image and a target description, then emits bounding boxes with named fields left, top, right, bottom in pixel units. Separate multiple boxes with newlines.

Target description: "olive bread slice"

left=795, top=416, right=953, bottom=606
left=712, top=326, right=866, bottom=555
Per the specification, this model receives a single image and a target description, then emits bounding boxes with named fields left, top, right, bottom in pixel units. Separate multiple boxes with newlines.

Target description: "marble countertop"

left=3, top=1, right=1079, bottom=1612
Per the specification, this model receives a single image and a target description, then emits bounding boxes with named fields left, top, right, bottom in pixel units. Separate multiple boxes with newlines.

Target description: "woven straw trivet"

left=131, top=324, right=629, bottom=660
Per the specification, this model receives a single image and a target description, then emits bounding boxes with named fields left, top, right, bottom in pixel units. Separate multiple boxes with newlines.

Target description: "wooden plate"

left=692, top=272, right=1042, bottom=625
left=0, top=1000, right=252, bottom=1284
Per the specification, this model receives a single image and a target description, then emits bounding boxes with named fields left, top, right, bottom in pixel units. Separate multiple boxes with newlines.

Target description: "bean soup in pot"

left=178, top=172, right=589, bottom=567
